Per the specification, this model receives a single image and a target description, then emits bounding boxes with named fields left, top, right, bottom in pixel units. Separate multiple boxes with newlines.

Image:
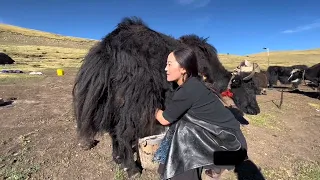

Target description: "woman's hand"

left=155, top=108, right=161, bottom=117
left=155, top=108, right=170, bottom=126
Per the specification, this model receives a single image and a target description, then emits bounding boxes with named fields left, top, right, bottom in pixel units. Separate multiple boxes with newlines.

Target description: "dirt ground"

left=0, top=68, right=319, bottom=180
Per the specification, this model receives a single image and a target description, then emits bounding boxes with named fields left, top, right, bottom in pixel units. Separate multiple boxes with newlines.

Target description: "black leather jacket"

left=160, top=111, right=247, bottom=179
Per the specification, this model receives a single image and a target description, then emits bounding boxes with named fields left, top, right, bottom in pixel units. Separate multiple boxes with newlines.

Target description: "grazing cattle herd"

left=266, top=65, right=309, bottom=89
left=1, top=16, right=319, bottom=179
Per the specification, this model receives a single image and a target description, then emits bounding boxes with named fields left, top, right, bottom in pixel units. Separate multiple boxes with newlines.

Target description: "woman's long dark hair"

left=172, top=45, right=199, bottom=80
left=172, top=45, right=226, bottom=102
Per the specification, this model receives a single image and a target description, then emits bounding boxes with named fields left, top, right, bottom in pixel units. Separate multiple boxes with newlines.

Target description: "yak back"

left=73, top=17, right=180, bottom=139
left=305, top=63, right=320, bottom=84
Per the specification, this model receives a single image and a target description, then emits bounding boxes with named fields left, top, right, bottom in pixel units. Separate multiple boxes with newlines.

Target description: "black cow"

left=0, top=53, right=15, bottom=65
left=72, top=17, right=260, bottom=178
left=232, top=61, right=268, bottom=95
left=250, top=71, right=268, bottom=95
left=267, top=65, right=308, bottom=88
left=288, top=63, right=320, bottom=99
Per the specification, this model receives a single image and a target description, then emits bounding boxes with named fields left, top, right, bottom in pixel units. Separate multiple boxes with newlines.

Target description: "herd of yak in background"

left=1, top=17, right=319, bottom=179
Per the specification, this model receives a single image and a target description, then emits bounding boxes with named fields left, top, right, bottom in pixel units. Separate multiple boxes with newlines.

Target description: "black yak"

left=288, top=62, right=320, bottom=99
left=178, top=36, right=260, bottom=114
left=0, top=53, right=15, bottom=65
left=242, top=71, right=268, bottom=95
left=232, top=60, right=268, bottom=95
left=72, top=17, right=260, bottom=178
left=266, top=65, right=308, bottom=88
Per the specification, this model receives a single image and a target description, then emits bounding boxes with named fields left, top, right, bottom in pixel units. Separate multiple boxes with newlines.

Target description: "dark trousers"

left=158, top=163, right=203, bottom=180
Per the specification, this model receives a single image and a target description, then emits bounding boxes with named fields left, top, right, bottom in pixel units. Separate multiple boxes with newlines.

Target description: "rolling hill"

left=0, top=23, right=319, bottom=71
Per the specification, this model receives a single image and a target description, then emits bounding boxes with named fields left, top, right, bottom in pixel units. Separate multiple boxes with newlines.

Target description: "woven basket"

left=138, top=133, right=165, bottom=171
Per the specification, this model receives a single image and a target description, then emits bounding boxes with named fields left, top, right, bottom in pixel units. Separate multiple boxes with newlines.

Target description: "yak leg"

left=268, top=74, right=278, bottom=88
left=110, top=131, right=125, bottom=165
left=117, top=135, right=142, bottom=178
left=132, top=139, right=142, bottom=170
left=77, top=127, right=99, bottom=150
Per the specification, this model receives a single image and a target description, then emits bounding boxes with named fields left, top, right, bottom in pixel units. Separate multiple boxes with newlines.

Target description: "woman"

left=154, top=46, right=248, bottom=180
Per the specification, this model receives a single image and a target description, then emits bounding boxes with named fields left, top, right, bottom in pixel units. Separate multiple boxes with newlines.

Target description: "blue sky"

left=0, top=0, right=320, bottom=55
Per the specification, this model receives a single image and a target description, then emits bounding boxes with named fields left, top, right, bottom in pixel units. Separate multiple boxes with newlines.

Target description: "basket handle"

left=142, top=140, right=147, bottom=147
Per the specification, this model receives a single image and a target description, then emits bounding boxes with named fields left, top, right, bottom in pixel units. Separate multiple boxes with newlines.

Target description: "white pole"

left=263, top=47, right=270, bottom=68
left=267, top=48, right=269, bottom=67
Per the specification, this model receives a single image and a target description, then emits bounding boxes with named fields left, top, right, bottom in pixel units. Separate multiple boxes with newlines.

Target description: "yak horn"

left=243, top=63, right=257, bottom=80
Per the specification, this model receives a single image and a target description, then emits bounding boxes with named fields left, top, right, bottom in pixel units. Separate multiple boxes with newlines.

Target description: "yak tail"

left=72, top=42, right=113, bottom=141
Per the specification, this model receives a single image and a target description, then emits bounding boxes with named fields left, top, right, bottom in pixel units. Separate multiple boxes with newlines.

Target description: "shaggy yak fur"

left=0, top=53, right=15, bottom=65
left=72, top=17, right=261, bottom=178
left=266, top=65, right=308, bottom=88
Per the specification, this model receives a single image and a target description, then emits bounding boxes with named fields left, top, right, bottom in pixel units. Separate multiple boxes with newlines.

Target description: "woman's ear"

left=180, top=68, right=187, bottom=75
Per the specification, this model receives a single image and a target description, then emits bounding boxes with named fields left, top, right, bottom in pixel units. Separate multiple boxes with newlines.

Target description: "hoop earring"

left=182, top=73, right=187, bottom=82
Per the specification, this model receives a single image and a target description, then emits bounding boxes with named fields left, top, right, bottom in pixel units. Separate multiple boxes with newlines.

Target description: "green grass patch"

left=294, top=160, right=320, bottom=180
left=114, top=165, right=125, bottom=180
left=1, top=165, right=41, bottom=180
left=246, top=113, right=276, bottom=128
left=261, top=160, right=320, bottom=180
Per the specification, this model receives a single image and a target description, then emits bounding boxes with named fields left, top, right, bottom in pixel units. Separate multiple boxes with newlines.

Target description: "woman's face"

left=165, top=52, right=186, bottom=83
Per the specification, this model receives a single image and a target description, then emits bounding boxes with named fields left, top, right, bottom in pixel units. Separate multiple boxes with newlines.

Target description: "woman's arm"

left=155, top=109, right=171, bottom=125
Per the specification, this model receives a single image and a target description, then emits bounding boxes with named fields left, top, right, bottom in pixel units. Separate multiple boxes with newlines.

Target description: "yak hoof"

left=113, top=156, right=123, bottom=164
left=78, top=139, right=99, bottom=150
left=127, top=168, right=142, bottom=180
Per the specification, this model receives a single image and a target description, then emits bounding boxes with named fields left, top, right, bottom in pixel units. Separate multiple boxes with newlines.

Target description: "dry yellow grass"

left=0, top=45, right=87, bottom=72
left=0, top=23, right=97, bottom=43
left=1, top=24, right=320, bottom=180
left=1, top=23, right=319, bottom=73
left=219, top=48, right=320, bottom=70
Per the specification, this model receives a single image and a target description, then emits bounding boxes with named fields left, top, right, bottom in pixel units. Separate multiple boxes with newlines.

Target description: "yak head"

left=228, top=62, right=261, bottom=115
left=288, top=68, right=304, bottom=83
left=178, top=35, right=261, bottom=115
left=202, top=64, right=261, bottom=115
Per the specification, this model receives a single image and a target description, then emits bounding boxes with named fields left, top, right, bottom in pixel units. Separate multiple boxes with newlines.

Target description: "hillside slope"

left=1, top=23, right=319, bottom=71
left=0, top=23, right=98, bottom=49
left=219, top=48, right=320, bottom=70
